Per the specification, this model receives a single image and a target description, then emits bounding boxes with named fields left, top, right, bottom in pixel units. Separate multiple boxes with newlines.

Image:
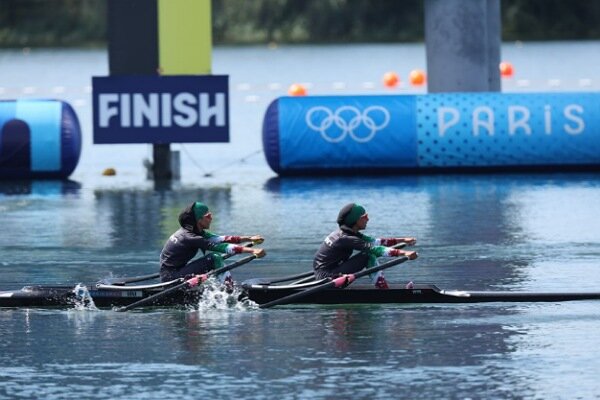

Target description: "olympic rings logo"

left=305, top=105, right=390, bottom=143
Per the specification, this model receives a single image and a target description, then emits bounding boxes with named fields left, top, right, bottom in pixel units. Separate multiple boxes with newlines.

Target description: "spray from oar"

left=116, top=254, right=258, bottom=312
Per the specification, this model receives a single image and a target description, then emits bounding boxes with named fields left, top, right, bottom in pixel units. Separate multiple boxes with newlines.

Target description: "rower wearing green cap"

left=159, top=202, right=265, bottom=282
left=313, top=203, right=418, bottom=288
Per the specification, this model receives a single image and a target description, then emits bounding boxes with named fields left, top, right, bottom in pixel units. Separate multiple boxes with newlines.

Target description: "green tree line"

left=0, top=0, right=598, bottom=47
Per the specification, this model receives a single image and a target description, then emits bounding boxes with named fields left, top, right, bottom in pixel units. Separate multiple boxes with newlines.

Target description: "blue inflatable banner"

left=93, top=75, right=229, bottom=144
left=278, top=96, right=417, bottom=169
left=263, top=92, right=600, bottom=174
left=0, top=99, right=81, bottom=179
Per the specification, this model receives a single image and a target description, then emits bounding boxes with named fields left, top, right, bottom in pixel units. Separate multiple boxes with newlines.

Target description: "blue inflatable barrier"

left=262, top=92, right=600, bottom=174
left=0, top=99, right=81, bottom=179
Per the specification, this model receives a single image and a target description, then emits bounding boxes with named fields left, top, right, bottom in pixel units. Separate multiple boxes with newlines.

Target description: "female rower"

left=159, top=201, right=265, bottom=282
left=313, top=203, right=417, bottom=288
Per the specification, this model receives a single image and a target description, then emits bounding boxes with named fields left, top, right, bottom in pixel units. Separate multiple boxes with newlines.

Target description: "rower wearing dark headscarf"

left=313, top=203, right=417, bottom=288
left=159, top=201, right=265, bottom=282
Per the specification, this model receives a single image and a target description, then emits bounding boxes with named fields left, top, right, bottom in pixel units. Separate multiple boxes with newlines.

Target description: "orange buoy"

left=288, top=83, right=307, bottom=96
left=409, top=69, right=426, bottom=86
left=383, top=71, right=400, bottom=88
left=499, top=61, right=514, bottom=78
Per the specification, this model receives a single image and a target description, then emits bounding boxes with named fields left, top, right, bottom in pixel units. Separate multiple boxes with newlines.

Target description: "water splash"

left=70, top=283, right=99, bottom=311
left=192, top=278, right=258, bottom=311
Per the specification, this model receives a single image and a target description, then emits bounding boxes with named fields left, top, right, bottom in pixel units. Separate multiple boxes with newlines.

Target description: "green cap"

left=193, top=202, right=209, bottom=222
left=339, top=203, right=366, bottom=227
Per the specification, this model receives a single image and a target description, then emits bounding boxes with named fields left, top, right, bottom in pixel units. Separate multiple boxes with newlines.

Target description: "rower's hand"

left=250, top=235, right=264, bottom=244
left=401, top=250, right=418, bottom=260
left=401, top=237, right=417, bottom=246
left=252, top=248, right=266, bottom=258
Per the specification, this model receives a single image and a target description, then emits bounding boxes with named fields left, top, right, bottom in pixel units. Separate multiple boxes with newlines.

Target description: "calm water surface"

left=1, top=42, right=600, bottom=399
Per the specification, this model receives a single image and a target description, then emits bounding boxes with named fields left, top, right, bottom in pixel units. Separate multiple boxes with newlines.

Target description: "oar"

left=100, top=243, right=255, bottom=286
left=244, top=242, right=409, bottom=287
left=259, top=255, right=410, bottom=309
left=242, top=270, right=315, bottom=286
left=115, top=254, right=258, bottom=312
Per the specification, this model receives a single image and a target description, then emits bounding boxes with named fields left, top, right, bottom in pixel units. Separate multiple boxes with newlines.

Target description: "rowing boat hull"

left=0, top=285, right=194, bottom=308
left=246, top=284, right=600, bottom=304
left=2, top=284, right=600, bottom=309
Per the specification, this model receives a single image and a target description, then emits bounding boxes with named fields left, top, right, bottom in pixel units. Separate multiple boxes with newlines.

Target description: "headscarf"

left=178, top=202, right=209, bottom=232
left=337, top=203, right=366, bottom=227
left=192, top=202, right=209, bottom=222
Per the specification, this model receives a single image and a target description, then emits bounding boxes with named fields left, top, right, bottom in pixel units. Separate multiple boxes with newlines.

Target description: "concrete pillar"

left=425, top=0, right=501, bottom=93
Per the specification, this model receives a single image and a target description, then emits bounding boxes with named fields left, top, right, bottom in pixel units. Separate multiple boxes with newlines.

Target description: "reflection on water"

left=0, top=185, right=236, bottom=287
left=93, top=186, right=233, bottom=250
left=2, top=303, right=572, bottom=398
left=0, top=186, right=233, bottom=250
left=0, top=180, right=81, bottom=196
left=2, top=172, right=600, bottom=291
left=262, top=173, right=600, bottom=289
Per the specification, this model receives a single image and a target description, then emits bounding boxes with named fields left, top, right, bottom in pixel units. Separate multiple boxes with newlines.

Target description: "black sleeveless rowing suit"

left=313, top=226, right=373, bottom=279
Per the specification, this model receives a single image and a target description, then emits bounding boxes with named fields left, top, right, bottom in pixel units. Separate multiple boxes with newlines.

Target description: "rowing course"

left=2, top=43, right=600, bottom=400
left=2, top=169, right=600, bottom=398
left=263, top=92, right=600, bottom=174
left=2, top=284, right=600, bottom=399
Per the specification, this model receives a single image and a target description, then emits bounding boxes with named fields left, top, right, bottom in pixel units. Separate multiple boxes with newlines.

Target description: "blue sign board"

left=93, top=75, right=229, bottom=144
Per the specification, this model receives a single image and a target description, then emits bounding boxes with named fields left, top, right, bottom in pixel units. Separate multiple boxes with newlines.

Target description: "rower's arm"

left=378, top=237, right=417, bottom=246
left=202, top=231, right=264, bottom=245
left=360, top=233, right=416, bottom=246
left=208, top=242, right=265, bottom=258
left=342, top=234, right=416, bottom=260
left=370, top=245, right=418, bottom=260
left=202, top=230, right=238, bottom=244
